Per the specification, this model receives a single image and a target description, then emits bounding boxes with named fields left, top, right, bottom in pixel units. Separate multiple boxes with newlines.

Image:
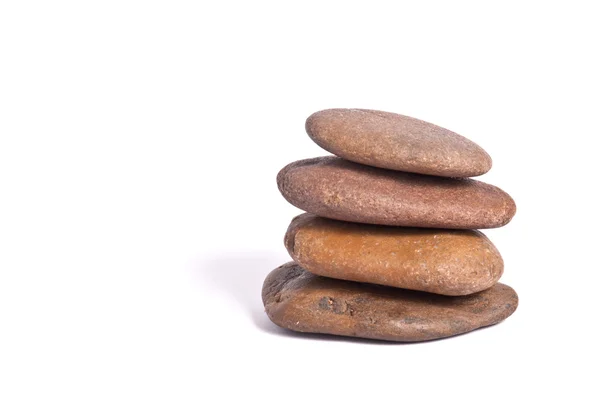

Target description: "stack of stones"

left=263, top=109, right=518, bottom=342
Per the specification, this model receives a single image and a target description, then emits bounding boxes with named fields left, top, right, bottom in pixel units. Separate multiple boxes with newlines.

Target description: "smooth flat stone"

left=262, top=262, right=518, bottom=342
left=285, top=213, right=503, bottom=296
left=306, top=108, right=492, bottom=177
left=277, top=156, right=516, bottom=229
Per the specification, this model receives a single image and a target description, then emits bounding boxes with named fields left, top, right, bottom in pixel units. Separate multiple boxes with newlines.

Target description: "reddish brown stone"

left=262, top=262, right=518, bottom=342
left=306, top=108, right=492, bottom=177
left=277, top=156, right=516, bottom=229
left=285, top=213, right=503, bottom=296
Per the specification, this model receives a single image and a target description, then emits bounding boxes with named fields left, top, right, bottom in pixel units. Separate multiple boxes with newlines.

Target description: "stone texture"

left=277, top=156, right=516, bottom=229
left=262, top=262, right=518, bottom=342
left=306, top=108, right=492, bottom=177
left=285, top=213, right=503, bottom=296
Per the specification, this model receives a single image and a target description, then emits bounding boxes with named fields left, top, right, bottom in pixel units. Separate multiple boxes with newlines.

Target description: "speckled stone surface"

left=306, top=108, right=492, bottom=177
left=277, top=156, right=516, bottom=229
left=262, top=262, right=518, bottom=342
left=285, top=213, right=503, bottom=296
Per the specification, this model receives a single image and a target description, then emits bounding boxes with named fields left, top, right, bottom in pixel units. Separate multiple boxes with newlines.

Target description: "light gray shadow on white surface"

left=198, top=252, right=290, bottom=335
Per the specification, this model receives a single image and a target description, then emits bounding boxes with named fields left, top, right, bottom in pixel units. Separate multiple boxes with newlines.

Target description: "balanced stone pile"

left=263, top=109, right=518, bottom=342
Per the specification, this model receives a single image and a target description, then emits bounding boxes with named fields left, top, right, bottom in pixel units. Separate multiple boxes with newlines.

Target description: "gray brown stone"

left=262, top=262, right=518, bottom=342
left=306, top=108, right=492, bottom=177
left=277, top=156, right=516, bottom=229
left=285, top=213, right=503, bottom=296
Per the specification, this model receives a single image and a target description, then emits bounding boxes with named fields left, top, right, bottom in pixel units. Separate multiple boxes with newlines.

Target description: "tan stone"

left=277, top=156, right=516, bottom=229
left=262, top=262, right=518, bottom=342
left=306, top=108, right=492, bottom=177
left=285, top=213, right=503, bottom=296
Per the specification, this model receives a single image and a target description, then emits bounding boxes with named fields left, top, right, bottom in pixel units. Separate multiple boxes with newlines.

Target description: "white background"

left=1, top=1, right=598, bottom=397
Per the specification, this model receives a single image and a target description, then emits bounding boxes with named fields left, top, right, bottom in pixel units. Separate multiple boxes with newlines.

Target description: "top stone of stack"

left=306, top=108, right=492, bottom=177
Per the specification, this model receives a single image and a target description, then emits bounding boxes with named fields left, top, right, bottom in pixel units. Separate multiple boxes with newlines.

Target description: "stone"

left=262, top=262, right=518, bottom=342
left=277, top=156, right=516, bottom=229
left=285, top=213, right=503, bottom=296
left=306, top=108, right=492, bottom=177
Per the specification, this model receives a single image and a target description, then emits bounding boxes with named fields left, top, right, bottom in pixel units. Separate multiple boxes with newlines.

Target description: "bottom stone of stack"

left=262, top=262, right=518, bottom=342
